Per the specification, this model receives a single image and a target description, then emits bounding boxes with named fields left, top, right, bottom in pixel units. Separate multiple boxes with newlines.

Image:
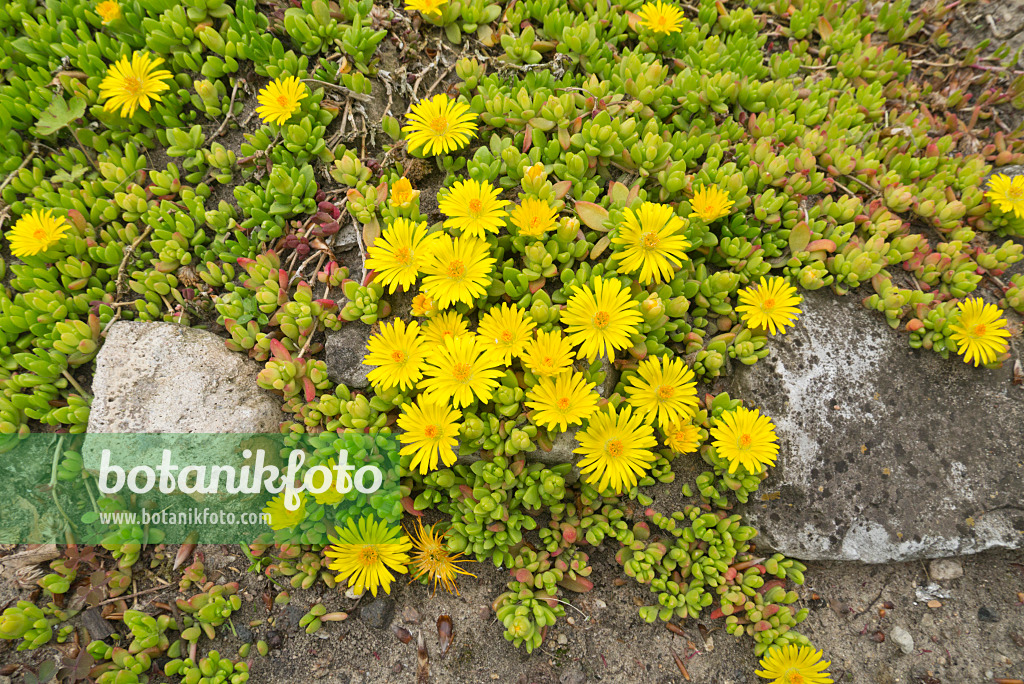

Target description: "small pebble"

left=927, top=600, right=942, bottom=609
left=978, top=606, right=1000, bottom=623
left=401, top=606, right=420, bottom=625
left=557, top=634, right=568, bottom=645
left=928, top=559, right=963, bottom=582
left=593, top=599, right=607, bottom=610
left=890, top=626, right=914, bottom=655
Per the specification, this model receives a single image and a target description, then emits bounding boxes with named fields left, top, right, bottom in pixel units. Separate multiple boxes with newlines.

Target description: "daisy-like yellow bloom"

left=390, top=177, right=419, bottom=208
left=689, top=184, right=735, bottom=223
left=255, top=76, right=308, bottom=126
left=637, top=1, right=686, bottom=34
left=949, top=298, right=1012, bottom=367
left=411, top=292, right=436, bottom=317
left=96, top=0, right=121, bottom=24
left=261, top=492, right=307, bottom=531
left=324, top=516, right=412, bottom=597
left=510, top=198, right=558, bottom=238
left=406, top=518, right=476, bottom=595
left=420, top=234, right=495, bottom=309
left=575, top=404, right=658, bottom=494
left=525, top=371, right=599, bottom=432
left=397, top=395, right=461, bottom=475
left=986, top=173, right=1024, bottom=219
left=308, top=460, right=344, bottom=506
left=419, top=335, right=505, bottom=408
left=521, top=329, right=576, bottom=378
left=710, top=406, right=779, bottom=474
left=756, top=645, right=833, bottom=684
left=365, top=218, right=439, bottom=294
left=421, top=311, right=469, bottom=348
left=7, top=209, right=70, bottom=257
left=403, top=94, right=477, bottom=156
left=624, top=355, right=698, bottom=428
left=664, top=421, right=700, bottom=454
left=405, top=0, right=447, bottom=16
left=561, top=276, right=643, bottom=362
left=363, top=318, right=428, bottom=392
left=477, top=303, right=536, bottom=364
left=438, top=179, right=510, bottom=238
left=736, top=276, right=803, bottom=335
left=99, top=51, right=172, bottom=119
left=613, top=202, right=691, bottom=285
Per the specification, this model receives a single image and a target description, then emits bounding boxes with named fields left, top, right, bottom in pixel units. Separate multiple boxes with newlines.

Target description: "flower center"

left=424, top=424, right=439, bottom=439
left=394, top=246, right=413, bottom=265
left=641, top=231, right=660, bottom=249
left=122, top=76, right=141, bottom=95
left=529, top=216, right=543, bottom=231
left=500, top=330, right=514, bottom=344
left=452, top=362, right=471, bottom=382
left=390, top=349, right=407, bottom=364
left=276, top=95, right=291, bottom=109
left=606, top=439, right=624, bottom=458
left=760, top=297, right=776, bottom=311
left=972, top=323, right=987, bottom=337
left=541, top=355, right=554, bottom=367
left=738, top=433, right=753, bottom=448
left=592, top=311, right=611, bottom=329
left=32, top=229, right=48, bottom=242
left=556, top=397, right=571, bottom=410
left=467, top=198, right=483, bottom=214
left=1007, top=186, right=1024, bottom=200
left=782, top=671, right=805, bottom=684
left=657, top=385, right=675, bottom=400
left=358, top=546, right=378, bottom=565
left=429, top=115, right=450, bottom=135
left=447, top=260, right=466, bottom=280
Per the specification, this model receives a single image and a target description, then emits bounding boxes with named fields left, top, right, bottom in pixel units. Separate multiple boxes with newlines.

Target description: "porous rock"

left=325, top=322, right=374, bottom=389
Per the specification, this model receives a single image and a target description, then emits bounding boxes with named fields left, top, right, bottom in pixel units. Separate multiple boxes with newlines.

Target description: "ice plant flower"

left=411, top=292, right=436, bottom=317
left=406, top=518, right=475, bottom=595
left=636, top=1, right=686, bottom=34
left=710, top=406, right=779, bottom=474
left=438, top=179, right=509, bottom=238
left=7, top=209, right=70, bottom=257
left=421, top=311, right=469, bottom=348
left=324, top=516, right=412, bottom=597
left=510, top=198, right=558, bottom=238
left=397, top=396, right=461, bottom=475
left=613, top=202, right=691, bottom=285
left=664, top=421, right=700, bottom=454
left=689, top=184, right=734, bottom=223
left=256, top=75, right=308, bottom=126
left=365, top=218, right=439, bottom=293
left=421, top=234, right=495, bottom=309
left=476, top=303, right=536, bottom=364
left=96, top=0, right=121, bottom=24
left=521, top=329, right=576, bottom=378
left=99, top=51, right=172, bottom=118
left=261, top=492, right=307, bottom=531
left=525, top=371, right=599, bottom=432
left=736, top=276, right=803, bottom=335
left=405, top=0, right=447, bottom=16
left=624, top=355, right=698, bottom=428
left=986, top=173, right=1024, bottom=219
left=575, top=405, right=658, bottom=494
left=756, top=644, right=833, bottom=684
left=949, top=298, right=1011, bottom=367
left=403, top=94, right=477, bottom=156
left=390, top=177, right=419, bottom=208
left=419, top=335, right=505, bottom=408
left=363, top=318, right=428, bottom=392
left=561, top=276, right=643, bottom=362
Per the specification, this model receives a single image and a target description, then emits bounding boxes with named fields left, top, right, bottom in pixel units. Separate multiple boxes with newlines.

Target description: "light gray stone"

left=891, top=626, right=914, bottom=655
left=733, top=290, right=1024, bottom=562
left=325, top=322, right=373, bottom=389
left=929, top=559, right=964, bottom=582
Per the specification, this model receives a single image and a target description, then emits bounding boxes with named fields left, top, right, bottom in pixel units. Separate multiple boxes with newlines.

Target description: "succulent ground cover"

left=0, top=0, right=1023, bottom=681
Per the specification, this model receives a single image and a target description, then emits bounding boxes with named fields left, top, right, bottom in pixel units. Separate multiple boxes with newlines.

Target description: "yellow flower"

left=510, top=198, right=558, bottom=238
left=421, top=234, right=495, bottom=309
left=438, top=179, right=510, bottom=239
left=308, top=460, right=345, bottom=506
left=405, top=0, right=447, bottom=16
left=710, top=406, right=779, bottom=475
left=986, top=173, right=1024, bottom=219
left=390, top=177, right=420, bottom=208
left=324, top=516, right=412, bottom=597
left=613, top=202, right=691, bottom=285
left=255, top=75, right=308, bottom=126
left=403, top=94, right=477, bottom=156
left=561, top=276, right=643, bottom=362
left=736, top=276, right=803, bottom=335
left=363, top=318, right=428, bottom=392
left=421, top=311, right=469, bottom=348
left=756, top=644, right=833, bottom=684
left=406, top=518, right=475, bottom=595
left=419, top=335, right=505, bottom=408
left=99, top=51, right=172, bottom=118
left=624, top=355, right=698, bottom=428
left=637, top=1, right=686, bottom=34
left=664, top=421, right=700, bottom=454
left=949, top=298, right=1011, bottom=367
left=261, top=492, right=307, bottom=531
left=476, top=303, right=536, bottom=364
left=365, top=218, right=439, bottom=294
left=96, top=0, right=121, bottom=24
left=398, top=396, right=461, bottom=475
left=521, top=329, right=576, bottom=378
left=689, top=184, right=734, bottom=223
left=7, top=209, right=70, bottom=257
left=575, top=405, right=658, bottom=494
left=525, top=371, right=599, bottom=433
left=411, top=292, right=436, bottom=317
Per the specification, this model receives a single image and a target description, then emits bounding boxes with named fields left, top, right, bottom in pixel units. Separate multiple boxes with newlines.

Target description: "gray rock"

left=360, top=596, right=394, bottom=629
left=325, top=322, right=373, bottom=389
left=733, top=290, right=1024, bottom=562
left=890, top=626, right=914, bottom=655
left=526, top=428, right=579, bottom=466
left=929, top=559, right=964, bottom=582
